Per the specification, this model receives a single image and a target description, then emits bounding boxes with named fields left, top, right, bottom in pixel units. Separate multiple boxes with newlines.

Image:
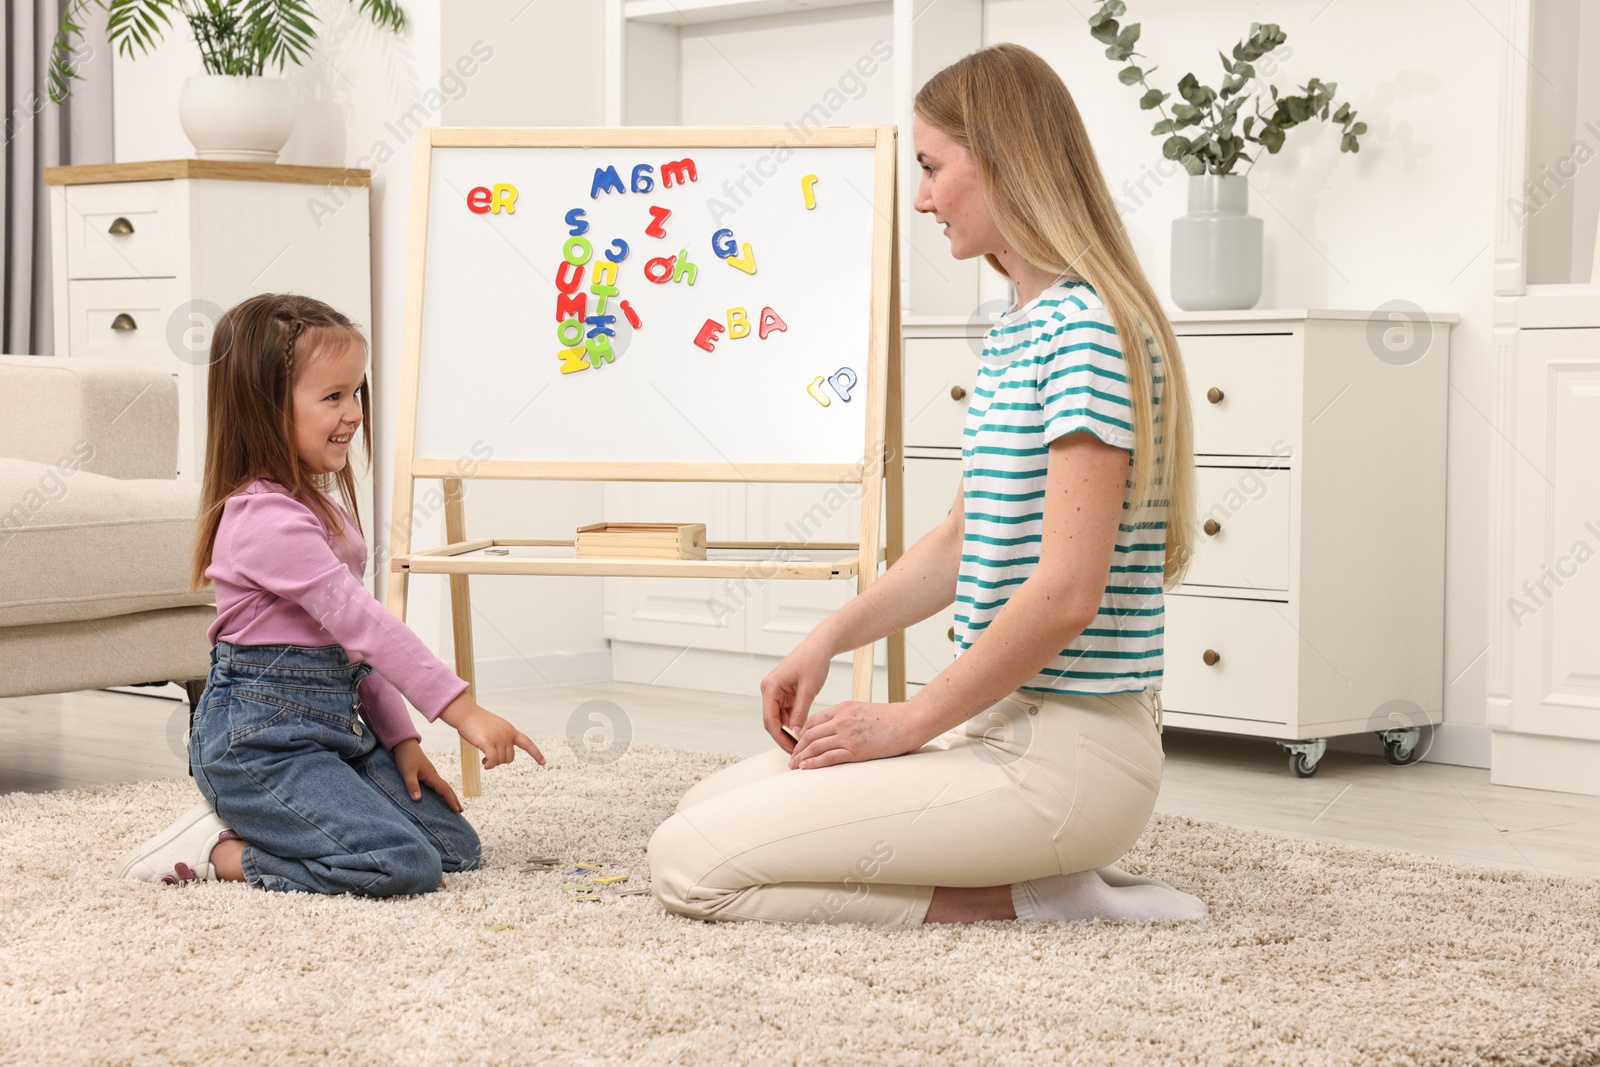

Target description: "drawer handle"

left=947, top=626, right=956, bottom=642
left=1203, top=519, right=1221, bottom=536
left=1206, top=386, right=1225, bottom=404
left=108, top=217, right=135, bottom=235
left=110, top=313, right=138, bottom=332
left=1202, top=649, right=1220, bottom=666
left=950, top=385, right=967, bottom=401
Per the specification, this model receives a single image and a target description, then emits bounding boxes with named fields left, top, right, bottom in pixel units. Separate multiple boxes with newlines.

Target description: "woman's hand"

left=440, top=694, right=545, bottom=769
left=789, top=700, right=925, bottom=770
left=760, top=636, right=837, bottom=753
left=391, top=739, right=463, bottom=812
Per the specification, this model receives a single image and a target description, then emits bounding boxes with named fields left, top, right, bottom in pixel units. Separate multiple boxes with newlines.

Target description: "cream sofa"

left=0, top=356, right=212, bottom=699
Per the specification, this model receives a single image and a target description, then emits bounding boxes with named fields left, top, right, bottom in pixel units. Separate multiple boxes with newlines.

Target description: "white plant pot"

left=178, top=75, right=295, bottom=163
left=1170, top=174, right=1264, bottom=312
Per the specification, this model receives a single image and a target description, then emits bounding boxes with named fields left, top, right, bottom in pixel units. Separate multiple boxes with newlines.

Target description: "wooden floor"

left=5, top=681, right=1598, bottom=880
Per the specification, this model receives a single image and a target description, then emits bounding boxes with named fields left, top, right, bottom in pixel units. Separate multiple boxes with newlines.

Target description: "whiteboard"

left=411, top=138, right=883, bottom=467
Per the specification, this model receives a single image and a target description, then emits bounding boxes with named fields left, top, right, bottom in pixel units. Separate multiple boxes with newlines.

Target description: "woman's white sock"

left=1011, top=868, right=1208, bottom=922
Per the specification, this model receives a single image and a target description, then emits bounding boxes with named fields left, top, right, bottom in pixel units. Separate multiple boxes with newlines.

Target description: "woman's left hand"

left=392, top=739, right=464, bottom=812
left=789, top=701, right=924, bottom=770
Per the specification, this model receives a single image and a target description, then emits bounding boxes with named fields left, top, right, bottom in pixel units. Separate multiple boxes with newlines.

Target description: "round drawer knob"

left=108, top=216, right=135, bottom=235
left=110, top=313, right=138, bottom=332
left=950, top=385, right=967, bottom=401
left=947, top=626, right=956, bottom=642
left=1202, top=649, right=1221, bottom=666
left=1206, top=386, right=1225, bottom=404
left=1203, top=519, right=1221, bottom=536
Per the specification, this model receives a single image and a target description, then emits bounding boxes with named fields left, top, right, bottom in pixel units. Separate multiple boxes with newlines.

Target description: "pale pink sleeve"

left=216, top=493, right=469, bottom=720
left=358, top=672, right=423, bottom=750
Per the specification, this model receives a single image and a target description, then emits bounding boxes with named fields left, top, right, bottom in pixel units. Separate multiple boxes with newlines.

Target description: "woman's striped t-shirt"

left=955, top=280, right=1166, bottom=696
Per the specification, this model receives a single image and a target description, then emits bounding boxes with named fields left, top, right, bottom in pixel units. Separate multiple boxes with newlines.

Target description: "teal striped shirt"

left=955, top=281, right=1166, bottom=696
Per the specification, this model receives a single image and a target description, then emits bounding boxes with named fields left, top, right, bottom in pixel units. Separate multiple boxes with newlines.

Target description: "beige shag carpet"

left=2, top=741, right=1599, bottom=1067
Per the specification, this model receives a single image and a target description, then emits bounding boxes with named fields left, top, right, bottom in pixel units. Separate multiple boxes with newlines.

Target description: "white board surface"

left=413, top=142, right=880, bottom=467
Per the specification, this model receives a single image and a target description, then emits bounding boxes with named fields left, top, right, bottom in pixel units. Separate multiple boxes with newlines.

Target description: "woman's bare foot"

left=924, top=884, right=1016, bottom=924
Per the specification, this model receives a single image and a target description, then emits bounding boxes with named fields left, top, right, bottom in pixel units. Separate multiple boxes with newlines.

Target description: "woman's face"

left=913, top=116, right=1006, bottom=262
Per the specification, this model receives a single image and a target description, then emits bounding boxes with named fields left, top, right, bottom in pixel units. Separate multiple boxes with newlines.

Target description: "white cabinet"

left=45, top=161, right=376, bottom=586
left=1163, top=311, right=1453, bottom=776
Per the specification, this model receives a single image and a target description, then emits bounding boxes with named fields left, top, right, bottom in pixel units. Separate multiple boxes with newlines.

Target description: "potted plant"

left=1089, top=2, right=1367, bottom=310
left=51, top=0, right=406, bottom=163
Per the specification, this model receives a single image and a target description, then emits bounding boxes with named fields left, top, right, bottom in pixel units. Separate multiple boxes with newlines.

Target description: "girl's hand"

left=440, top=695, right=546, bottom=770
left=760, top=637, right=837, bottom=753
left=789, top=701, right=923, bottom=770
left=391, top=739, right=463, bottom=812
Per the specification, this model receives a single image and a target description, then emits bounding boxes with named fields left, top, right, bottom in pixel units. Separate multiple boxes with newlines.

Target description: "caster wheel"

left=1383, top=739, right=1421, bottom=766
left=1290, top=752, right=1319, bottom=778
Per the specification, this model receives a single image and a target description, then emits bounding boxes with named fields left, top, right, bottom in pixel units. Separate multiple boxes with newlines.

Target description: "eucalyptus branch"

left=1089, top=1, right=1364, bottom=177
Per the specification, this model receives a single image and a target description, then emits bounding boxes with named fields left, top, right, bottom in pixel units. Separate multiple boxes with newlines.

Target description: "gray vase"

left=1170, top=174, right=1263, bottom=311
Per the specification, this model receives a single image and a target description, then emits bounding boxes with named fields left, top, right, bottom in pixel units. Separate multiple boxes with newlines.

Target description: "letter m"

left=590, top=165, right=626, bottom=199
left=661, top=158, right=698, bottom=188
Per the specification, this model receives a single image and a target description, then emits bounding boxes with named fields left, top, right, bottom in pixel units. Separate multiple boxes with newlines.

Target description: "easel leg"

left=443, top=477, right=482, bottom=798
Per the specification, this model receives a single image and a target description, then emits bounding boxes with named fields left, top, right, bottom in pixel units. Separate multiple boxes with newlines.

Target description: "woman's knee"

left=647, top=814, right=720, bottom=920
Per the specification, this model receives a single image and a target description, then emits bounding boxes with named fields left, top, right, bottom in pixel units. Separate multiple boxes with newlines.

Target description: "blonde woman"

left=649, top=43, right=1205, bottom=925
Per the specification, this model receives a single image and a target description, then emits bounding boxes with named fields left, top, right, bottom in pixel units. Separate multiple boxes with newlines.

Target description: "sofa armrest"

left=0, top=357, right=179, bottom=481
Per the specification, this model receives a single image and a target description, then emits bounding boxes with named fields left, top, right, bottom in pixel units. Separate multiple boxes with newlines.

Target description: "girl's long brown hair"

left=190, top=293, right=372, bottom=590
left=916, top=43, right=1197, bottom=587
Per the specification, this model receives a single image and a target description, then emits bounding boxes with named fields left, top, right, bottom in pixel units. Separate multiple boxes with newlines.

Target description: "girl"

left=118, top=293, right=542, bottom=895
left=649, top=44, right=1206, bottom=924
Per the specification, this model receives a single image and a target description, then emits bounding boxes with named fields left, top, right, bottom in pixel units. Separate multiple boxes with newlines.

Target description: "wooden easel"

left=385, top=126, right=903, bottom=796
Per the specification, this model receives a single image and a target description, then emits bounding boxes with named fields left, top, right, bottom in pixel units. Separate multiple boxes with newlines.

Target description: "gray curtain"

left=2, top=0, right=114, bottom=356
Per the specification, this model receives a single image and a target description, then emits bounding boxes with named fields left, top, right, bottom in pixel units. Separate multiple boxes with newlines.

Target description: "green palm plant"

left=50, top=0, right=406, bottom=103
left=1089, top=1, right=1366, bottom=176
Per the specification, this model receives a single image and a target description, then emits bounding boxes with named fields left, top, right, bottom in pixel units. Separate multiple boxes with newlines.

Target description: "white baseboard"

left=474, top=648, right=613, bottom=692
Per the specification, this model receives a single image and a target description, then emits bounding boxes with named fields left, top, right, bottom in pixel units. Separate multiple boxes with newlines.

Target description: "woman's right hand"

left=439, top=693, right=545, bottom=769
left=761, top=636, right=837, bottom=753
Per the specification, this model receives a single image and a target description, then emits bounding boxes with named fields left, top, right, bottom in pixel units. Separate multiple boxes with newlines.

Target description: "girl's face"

left=913, top=116, right=1007, bottom=262
left=291, top=336, right=366, bottom=475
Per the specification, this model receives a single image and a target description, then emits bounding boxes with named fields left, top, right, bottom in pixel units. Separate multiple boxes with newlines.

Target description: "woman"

left=649, top=43, right=1204, bottom=925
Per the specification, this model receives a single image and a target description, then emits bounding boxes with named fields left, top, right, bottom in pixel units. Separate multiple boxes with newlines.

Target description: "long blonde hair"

left=916, top=43, right=1197, bottom=587
left=190, top=293, right=371, bottom=590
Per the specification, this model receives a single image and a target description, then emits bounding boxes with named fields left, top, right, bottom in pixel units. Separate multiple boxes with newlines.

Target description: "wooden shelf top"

left=396, top=539, right=883, bottom=581
left=44, top=160, right=371, bottom=187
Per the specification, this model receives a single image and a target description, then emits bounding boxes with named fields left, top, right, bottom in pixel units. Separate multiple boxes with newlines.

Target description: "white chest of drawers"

left=44, top=161, right=374, bottom=486
left=902, top=309, right=1454, bottom=776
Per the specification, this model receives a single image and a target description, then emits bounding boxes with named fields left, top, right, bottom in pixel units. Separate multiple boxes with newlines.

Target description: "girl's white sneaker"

left=116, top=800, right=232, bottom=884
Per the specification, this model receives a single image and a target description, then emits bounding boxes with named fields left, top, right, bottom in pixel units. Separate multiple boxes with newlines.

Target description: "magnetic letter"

left=564, top=208, right=590, bottom=235
left=806, top=376, right=832, bottom=407
left=631, top=164, right=655, bottom=194
left=693, top=318, right=725, bottom=352
left=587, top=334, right=616, bottom=368
left=712, top=228, right=738, bottom=259
left=591, top=260, right=618, bottom=289
left=671, top=248, right=698, bottom=285
left=558, top=345, right=590, bottom=374
left=590, top=165, right=625, bottom=198
left=758, top=307, right=788, bottom=339
left=645, top=205, right=671, bottom=238
left=557, top=317, right=585, bottom=348
left=556, top=261, right=585, bottom=294
left=562, top=236, right=593, bottom=265
left=490, top=183, right=517, bottom=214
left=727, top=307, right=750, bottom=339
left=620, top=300, right=641, bottom=329
left=585, top=314, right=616, bottom=339
left=724, top=242, right=757, bottom=275
left=644, top=255, right=675, bottom=283
left=555, top=291, right=587, bottom=321
left=604, top=238, right=630, bottom=262
left=466, top=186, right=492, bottom=213
left=801, top=174, right=819, bottom=210
left=660, top=158, right=698, bottom=187
left=827, top=367, right=858, bottom=402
